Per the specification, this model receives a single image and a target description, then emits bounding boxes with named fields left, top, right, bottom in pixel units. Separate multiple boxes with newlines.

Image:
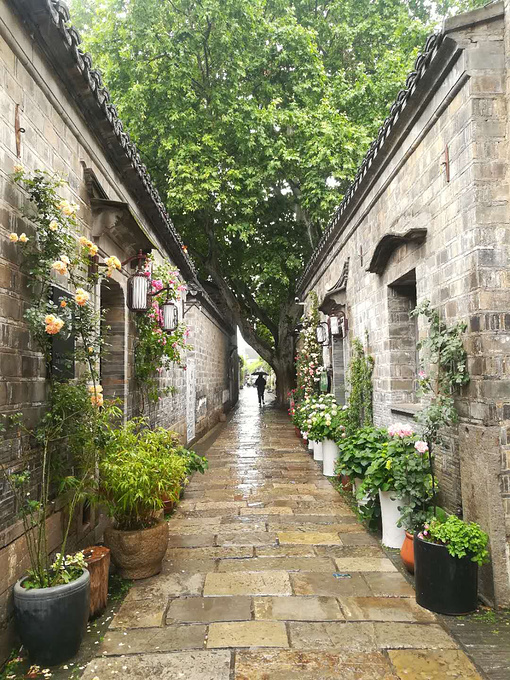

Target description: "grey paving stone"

left=81, top=650, right=231, bottom=680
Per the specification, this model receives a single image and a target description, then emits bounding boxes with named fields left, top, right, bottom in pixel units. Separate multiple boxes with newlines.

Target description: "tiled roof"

left=297, top=31, right=444, bottom=293
left=31, top=0, right=199, bottom=281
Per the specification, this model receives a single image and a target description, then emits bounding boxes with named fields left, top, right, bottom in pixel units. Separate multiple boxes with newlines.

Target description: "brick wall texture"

left=302, top=5, right=510, bottom=607
left=0, top=0, right=237, bottom=662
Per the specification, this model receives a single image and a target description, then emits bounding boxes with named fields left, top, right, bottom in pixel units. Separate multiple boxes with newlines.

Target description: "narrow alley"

left=82, top=389, right=481, bottom=679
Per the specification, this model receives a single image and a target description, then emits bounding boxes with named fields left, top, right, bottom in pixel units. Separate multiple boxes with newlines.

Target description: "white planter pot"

left=353, top=477, right=370, bottom=507
left=379, top=489, right=406, bottom=549
left=313, top=440, right=323, bottom=461
left=322, top=439, right=339, bottom=477
left=308, top=439, right=315, bottom=452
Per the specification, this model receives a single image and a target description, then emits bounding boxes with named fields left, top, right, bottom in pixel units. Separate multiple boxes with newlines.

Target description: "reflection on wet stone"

left=82, top=390, right=478, bottom=679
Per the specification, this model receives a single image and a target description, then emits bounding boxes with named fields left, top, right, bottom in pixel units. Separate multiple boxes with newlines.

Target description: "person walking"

left=254, top=373, right=267, bottom=406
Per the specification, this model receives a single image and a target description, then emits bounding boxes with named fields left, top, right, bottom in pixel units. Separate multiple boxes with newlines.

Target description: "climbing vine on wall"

left=134, top=257, right=190, bottom=408
left=347, top=336, right=374, bottom=433
left=295, top=291, right=323, bottom=399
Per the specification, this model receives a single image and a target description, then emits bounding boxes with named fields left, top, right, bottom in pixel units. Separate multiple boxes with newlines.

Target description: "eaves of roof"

left=9, top=0, right=198, bottom=282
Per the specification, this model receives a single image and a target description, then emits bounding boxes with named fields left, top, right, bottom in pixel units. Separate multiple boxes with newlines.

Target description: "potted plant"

left=307, top=395, right=347, bottom=476
left=358, top=423, right=430, bottom=549
left=391, top=435, right=434, bottom=573
left=414, top=515, right=489, bottom=614
left=144, top=428, right=208, bottom=511
left=96, top=419, right=188, bottom=579
left=1, top=384, right=116, bottom=666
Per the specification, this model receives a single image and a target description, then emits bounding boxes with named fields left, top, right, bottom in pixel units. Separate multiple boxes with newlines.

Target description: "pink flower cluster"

left=387, top=422, right=414, bottom=438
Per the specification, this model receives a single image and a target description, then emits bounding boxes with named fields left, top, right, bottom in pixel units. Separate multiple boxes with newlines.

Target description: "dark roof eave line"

left=296, top=30, right=445, bottom=294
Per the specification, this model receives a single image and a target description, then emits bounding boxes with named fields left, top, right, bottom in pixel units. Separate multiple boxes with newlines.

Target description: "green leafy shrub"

left=139, top=426, right=208, bottom=475
left=335, top=426, right=388, bottom=479
left=96, top=419, right=188, bottom=530
left=419, top=516, right=489, bottom=566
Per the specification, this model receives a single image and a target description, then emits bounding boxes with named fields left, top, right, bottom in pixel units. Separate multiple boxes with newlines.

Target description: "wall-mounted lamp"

left=330, top=311, right=348, bottom=338
left=292, top=322, right=304, bottom=338
left=183, top=282, right=202, bottom=316
left=316, top=322, right=330, bottom=346
left=161, top=300, right=179, bottom=332
left=128, top=270, right=150, bottom=311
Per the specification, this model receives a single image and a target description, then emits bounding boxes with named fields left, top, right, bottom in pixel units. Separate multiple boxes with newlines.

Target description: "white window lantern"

left=316, top=322, right=329, bottom=346
left=128, top=271, right=150, bottom=311
left=162, top=300, right=178, bottom=332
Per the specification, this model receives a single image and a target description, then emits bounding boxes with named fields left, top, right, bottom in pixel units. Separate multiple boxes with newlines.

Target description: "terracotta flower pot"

left=104, top=519, right=169, bottom=580
left=400, top=530, right=414, bottom=574
left=162, top=495, right=175, bottom=514
left=83, top=546, right=110, bottom=618
left=341, top=474, right=352, bottom=493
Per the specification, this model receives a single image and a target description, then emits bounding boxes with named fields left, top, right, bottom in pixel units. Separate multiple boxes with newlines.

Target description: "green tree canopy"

left=70, top=0, right=487, bottom=402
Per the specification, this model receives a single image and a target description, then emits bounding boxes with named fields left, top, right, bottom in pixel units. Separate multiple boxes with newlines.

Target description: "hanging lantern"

left=161, top=300, right=178, bottom=332
left=128, top=271, right=149, bottom=311
left=316, top=322, right=329, bottom=346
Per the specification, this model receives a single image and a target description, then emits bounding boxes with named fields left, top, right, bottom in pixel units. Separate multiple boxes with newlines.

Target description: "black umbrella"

left=251, top=370, right=269, bottom=376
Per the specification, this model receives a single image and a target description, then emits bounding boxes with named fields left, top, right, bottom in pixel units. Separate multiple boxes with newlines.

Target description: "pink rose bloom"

left=177, top=284, right=186, bottom=292
left=144, top=270, right=151, bottom=278
left=415, top=440, right=429, bottom=454
left=400, top=424, right=414, bottom=438
left=418, top=370, right=426, bottom=379
left=151, top=279, right=164, bottom=292
left=155, top=328, right=162, bottom=334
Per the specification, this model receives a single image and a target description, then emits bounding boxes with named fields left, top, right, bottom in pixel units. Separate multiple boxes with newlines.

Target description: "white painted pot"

left=322, top=439, right=339, bottom=477
left=353, top=477, right=370, bottom=507
left=379, top=489, right=406, bottom=549
left=313, top=440, right=323, bottom=461
left=308, top=439, right=315, bottom=452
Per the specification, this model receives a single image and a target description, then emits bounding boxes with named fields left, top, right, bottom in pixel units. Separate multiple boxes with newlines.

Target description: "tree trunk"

left=272, top=300, right=300, bottom=408
left=273, top=357, right=296, bottom=408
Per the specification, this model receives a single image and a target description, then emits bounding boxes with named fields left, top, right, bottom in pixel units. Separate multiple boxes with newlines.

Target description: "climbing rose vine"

left=134, top=257, right=191, bottom=407
left=296, top=291, right=323, bottom=399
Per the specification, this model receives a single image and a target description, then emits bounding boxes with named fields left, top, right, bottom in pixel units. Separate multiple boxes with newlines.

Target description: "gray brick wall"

left=0, top=2, right=236, bottom=661
left=303, top=9, right=510, bottom=606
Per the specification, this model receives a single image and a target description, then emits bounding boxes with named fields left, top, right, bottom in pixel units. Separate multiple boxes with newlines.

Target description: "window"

left=51, top=287, right=74, bottom=380
left=388, top=270, right=418, bottom=405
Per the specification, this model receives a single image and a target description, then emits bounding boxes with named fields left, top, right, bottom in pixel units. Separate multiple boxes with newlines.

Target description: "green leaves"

left=423, top=515, right=489, bottom=566
left=96, top=420, right=189, bottom=530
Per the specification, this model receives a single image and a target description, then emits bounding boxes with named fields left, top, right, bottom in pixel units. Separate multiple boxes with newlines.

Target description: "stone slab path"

left=82, top=391, right=483, bottom=679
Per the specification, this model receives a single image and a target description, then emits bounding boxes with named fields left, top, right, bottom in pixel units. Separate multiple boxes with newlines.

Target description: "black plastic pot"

left=414, top=534, right=478, bottom=615
left=14, top=568, right=90, bottom=666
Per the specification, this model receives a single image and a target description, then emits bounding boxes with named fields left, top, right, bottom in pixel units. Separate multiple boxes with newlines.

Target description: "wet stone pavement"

left=82, top=391, right=483, bottom=679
